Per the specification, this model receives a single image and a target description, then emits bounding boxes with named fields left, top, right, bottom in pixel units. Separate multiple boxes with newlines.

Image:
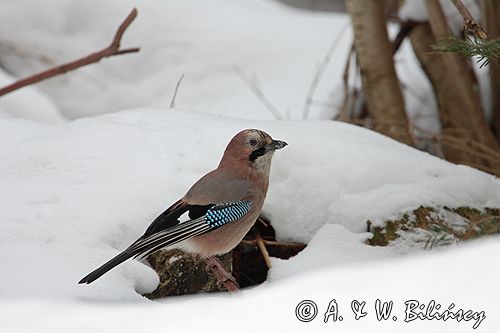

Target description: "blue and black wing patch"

left=205, top=201, right=253, bottom=228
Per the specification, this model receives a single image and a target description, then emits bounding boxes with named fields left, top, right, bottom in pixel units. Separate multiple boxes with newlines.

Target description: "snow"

left=399, top=0, right=481, bottom=36
left=269, top=224, right=389, bottom=280
left=395, top=0, right=493, bottom=138
left=1, top=238, right=499, bottom=333
left=0, top=0, right=486, bottom=134
left=0, top=0, right=499, bottom=332
left=1, top=109, right=499, bottom=302
left=0, top=68, right=65, bottom=122
left=0, top=0, right=350, bottom=121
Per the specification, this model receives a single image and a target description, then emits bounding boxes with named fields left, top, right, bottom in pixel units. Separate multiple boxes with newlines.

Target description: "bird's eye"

left=249, top=138, right=258, bottom=146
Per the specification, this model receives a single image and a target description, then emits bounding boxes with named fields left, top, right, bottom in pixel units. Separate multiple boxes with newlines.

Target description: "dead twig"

left=235, top=67, right=284, bottom=120
left=449, top=0, right=488, bottom=39
left=239, top=239, right=306, bottom=249
left=352, top=117, right=500, bottom=176
left=439, top=135, right=500, bottom=164
left=336, top=42, right=356, bottom=121
left=302, top=22, right=350, bottom=120
left=255, top=233, right=272, bottom=269
left=413, top=128, right=500, bottom=176
left=169, top=73, right=185, bottom=108
left=257, top=216, right=269, bottom=227
left=0, top=8, right=140, bottom=98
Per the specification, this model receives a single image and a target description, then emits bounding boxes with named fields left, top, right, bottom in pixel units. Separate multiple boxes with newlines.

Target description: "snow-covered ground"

left=0, top=1, right=499, bottom=332
left=0, top=68, right=64, bottom=122
left=2, top=238, right=499, bottom=333
left=1, top=109, right=499, bottom=297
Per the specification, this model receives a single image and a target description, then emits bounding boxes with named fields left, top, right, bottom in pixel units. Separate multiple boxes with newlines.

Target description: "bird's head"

left=219, top=129, right=287, bottom=174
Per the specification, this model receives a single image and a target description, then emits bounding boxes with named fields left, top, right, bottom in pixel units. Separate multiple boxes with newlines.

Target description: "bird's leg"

left=204, top=256, right=239, bottom=292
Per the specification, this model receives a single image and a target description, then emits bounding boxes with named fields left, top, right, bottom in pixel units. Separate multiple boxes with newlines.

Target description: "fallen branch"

left=0, top=8, right=140, bottom=98
left=257, top=216, right=269, bottom=227
left=255, top=233, right=272, bottom=269
left=239, top=239, right=306, bottom=249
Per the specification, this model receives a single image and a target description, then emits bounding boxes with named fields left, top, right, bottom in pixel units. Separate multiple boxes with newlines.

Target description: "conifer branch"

left=432, top=36, right=500, bottom=68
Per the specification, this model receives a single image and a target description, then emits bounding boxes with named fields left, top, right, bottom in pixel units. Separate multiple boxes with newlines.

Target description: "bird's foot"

left=204, top=256, right=239, bottom=292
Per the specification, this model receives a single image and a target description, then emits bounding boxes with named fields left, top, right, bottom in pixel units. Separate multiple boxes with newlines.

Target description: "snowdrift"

left=1, top=109, right=498, bottom=302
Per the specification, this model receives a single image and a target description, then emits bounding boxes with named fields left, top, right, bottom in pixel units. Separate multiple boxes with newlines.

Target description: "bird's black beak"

left=267, top=140, right=287, bottom=151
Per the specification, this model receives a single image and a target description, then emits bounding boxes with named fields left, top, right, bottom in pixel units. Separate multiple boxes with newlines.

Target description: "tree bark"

left=409, top=23, right=486, bottom=164
left=424, top=0, right=499, bottom=154
left=346, top=0, right=414, bottom=146
left=480, top=0, right=500, bottom=143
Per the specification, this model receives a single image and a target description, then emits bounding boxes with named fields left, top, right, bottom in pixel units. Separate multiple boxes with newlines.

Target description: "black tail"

left=78, top=250, right=137, bottom=284
left=79, top=215, right=212, bottom=284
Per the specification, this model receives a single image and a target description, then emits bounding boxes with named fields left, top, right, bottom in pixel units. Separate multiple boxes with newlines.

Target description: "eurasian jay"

left=79, top=129, right=287, bottom=291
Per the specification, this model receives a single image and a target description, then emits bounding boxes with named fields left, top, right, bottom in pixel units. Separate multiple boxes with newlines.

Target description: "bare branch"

left=169, top=73, right=185, bottom=108
left=111, top=8, right=138, bottom=50
left=302, top=21, right=350, bottom=120
left=336, top=42, right=355, bottom=121
left=239, top=239, right=306, bottom=249
left=449, top=0, right=488, bottom=39
left=0, top=8, right=140, bottom=98
left=351, top=116, right=500, bottom=176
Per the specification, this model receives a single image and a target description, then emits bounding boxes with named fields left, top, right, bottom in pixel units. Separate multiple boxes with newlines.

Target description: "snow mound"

left=1, top=109, right=498, bottom=301
left=0, top=68, right=65, bottom=123
left=1, top=238, right=499, bottom=332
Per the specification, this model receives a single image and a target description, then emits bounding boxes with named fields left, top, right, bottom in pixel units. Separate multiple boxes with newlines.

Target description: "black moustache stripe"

left=249, top=147, right=266, bottom=161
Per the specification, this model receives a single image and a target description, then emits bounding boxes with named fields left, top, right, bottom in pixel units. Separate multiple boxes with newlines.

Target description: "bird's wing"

left=143, top=174, right=254, bottom=237
left=141, top=199, right=209, bottom=238
left=131, top=200, right=253, bottom=259
left=79, top=198, right=253, bottom=284
left=183, top=170, right=255, bottom=205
